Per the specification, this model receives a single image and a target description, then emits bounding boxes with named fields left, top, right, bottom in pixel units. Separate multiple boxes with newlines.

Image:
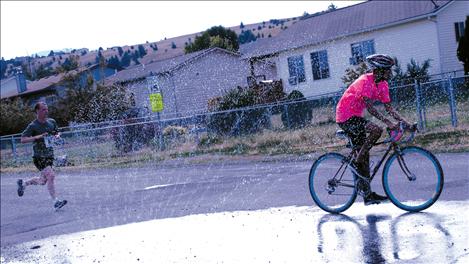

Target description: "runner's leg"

left=42, top=166, right=57, bottom=200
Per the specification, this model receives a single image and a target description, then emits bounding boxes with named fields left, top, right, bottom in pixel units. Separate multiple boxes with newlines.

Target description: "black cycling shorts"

left=337, top=116, right=369, bottom=147
left=33, top=157, right=54, bottom=171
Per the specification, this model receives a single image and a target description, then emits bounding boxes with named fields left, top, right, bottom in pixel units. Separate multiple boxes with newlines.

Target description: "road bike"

left=309, top=122, right=444, bottom=213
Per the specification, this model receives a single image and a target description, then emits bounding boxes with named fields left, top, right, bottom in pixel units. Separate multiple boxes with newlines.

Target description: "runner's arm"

left=20, top=132, right=48, bottom=143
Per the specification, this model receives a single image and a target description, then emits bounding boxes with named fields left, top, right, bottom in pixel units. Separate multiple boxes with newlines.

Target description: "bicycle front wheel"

left=309, top=153, right=357, bottom=213
left=383, top=146, right=444, bottom=212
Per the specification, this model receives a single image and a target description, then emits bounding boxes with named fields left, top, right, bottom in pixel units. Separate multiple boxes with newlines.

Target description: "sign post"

left=148, top=81, right=165, bottom=150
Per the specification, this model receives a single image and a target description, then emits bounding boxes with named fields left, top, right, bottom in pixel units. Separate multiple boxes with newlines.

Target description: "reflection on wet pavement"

left=1, top=201, right=468, bottom=264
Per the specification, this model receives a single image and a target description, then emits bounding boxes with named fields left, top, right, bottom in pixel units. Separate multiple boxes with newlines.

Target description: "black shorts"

left=337, top=116, right=369, bottom=147
left=33, top=157, right=54, bottom=171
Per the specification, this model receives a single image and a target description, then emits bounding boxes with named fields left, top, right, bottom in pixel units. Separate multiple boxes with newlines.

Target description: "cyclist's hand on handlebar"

left=409, top=123, right=418, bottom=132
left=387, top=122, right=400, bottom=131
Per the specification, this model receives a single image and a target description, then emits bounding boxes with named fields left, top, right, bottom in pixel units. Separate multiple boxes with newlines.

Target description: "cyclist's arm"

left=384, top=103, right=410, bottom=126
left=364, top=97, right=394, bottom=128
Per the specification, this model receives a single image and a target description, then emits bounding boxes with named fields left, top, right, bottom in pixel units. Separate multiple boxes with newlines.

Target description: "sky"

left=1, top=1, right=362, bottom=60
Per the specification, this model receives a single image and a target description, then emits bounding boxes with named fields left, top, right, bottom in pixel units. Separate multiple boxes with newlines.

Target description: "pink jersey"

left=336, top=73, right=391, bottom=123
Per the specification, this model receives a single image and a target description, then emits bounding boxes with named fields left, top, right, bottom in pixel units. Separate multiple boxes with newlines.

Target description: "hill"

left=2, top=16, right=302, bottom=81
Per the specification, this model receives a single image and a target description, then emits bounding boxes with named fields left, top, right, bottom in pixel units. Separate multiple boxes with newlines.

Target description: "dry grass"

left=2, top=99, right=468, bottom=172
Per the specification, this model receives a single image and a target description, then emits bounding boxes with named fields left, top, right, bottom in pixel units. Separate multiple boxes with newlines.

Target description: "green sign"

left=149, top=93, right=163, bottom=112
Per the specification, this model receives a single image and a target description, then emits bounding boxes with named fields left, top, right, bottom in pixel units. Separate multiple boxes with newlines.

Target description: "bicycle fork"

left=395, top=148, right=417, bottom=181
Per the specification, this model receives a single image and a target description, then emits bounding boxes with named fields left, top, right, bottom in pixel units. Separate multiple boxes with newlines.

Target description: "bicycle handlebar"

left=382, top=121, right=418, bottom=144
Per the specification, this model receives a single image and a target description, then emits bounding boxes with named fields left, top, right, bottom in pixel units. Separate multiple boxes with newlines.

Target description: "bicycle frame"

left=341, top=123, right=417, bottom=188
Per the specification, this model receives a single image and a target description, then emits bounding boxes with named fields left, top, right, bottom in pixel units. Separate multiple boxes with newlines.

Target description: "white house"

left=240, top=0, right=468, bottom=98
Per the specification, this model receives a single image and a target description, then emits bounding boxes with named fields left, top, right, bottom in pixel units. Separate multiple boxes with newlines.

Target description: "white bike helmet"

left=366, top=54, right=395, bottom=69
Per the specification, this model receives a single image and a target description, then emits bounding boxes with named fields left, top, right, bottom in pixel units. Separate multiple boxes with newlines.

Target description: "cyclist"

left=335, top=54, right=411, bottom=205
left=17, top=102, right=67, bottom=210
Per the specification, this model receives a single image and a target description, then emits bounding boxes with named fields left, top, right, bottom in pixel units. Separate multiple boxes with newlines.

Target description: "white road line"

left=143, top=184, right=176, bottom=190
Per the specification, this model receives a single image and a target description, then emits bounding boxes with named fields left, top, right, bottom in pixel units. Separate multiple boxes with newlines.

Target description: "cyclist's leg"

left=356, top=121, right=383, bottom=177
left=338, top=116, right=368, bottom=174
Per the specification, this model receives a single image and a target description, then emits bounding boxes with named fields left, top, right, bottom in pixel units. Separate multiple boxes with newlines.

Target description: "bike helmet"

left=365, top=54, right=395, bottom=69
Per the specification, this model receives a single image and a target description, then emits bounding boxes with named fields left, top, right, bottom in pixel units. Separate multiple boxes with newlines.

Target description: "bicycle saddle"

left=336, top=130, right=353, bottom=148
left=336, top=130, right=348, bottom=139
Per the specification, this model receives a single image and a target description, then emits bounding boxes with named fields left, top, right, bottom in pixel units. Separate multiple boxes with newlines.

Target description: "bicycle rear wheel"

left=383, top=146, right=444, bottom=212
left=309, top=153, right=357, bottom=213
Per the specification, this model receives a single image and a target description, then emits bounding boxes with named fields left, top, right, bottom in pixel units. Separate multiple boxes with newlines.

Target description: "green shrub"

left=198, top=134, right=222, bottom=147
left=281, top=90, right=313, bottom=129
left=163, top=125, right=187, bottom=144
left=206, top=87, right=270, bottom=136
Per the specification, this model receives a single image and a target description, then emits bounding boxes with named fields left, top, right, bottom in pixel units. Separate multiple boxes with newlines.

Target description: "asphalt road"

left=1, top=152, right=468, bottom=263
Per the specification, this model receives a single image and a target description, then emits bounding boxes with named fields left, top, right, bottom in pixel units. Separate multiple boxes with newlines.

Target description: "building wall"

left=276, top=17, right=442, bottom=97
left=436, top=1, right=468, bottom=73
left=129, top=50, right=251, bottom=118
left=173, top=51, right=250, bottom=115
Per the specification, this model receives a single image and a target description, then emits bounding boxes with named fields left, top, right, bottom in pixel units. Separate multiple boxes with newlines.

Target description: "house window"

left=287, top=55, right=306, bottom=85
left=455, top=21, right=465, bottom=41
left=350, top=39, right=375, bottom=65
left=310, top=50, right=330, bottom=80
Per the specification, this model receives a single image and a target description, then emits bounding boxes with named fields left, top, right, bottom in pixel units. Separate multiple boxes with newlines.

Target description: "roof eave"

left=244, top=1, right=454, bottom=59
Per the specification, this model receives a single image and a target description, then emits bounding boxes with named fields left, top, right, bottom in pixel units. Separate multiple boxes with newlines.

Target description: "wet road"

left=1, top=152, right=468, bottom=263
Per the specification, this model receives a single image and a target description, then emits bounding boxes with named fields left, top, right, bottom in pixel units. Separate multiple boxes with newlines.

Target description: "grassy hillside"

left=9, top=16, right=301, bottom=80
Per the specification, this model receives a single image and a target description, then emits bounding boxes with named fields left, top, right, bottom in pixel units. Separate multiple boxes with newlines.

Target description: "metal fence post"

left=414, top=80, right=425, bottom=131
left=11, top=136, right=17, bottom=164
left=283, top=104, right=291, bottom=129
left=447, top=76, right=458, bottom=127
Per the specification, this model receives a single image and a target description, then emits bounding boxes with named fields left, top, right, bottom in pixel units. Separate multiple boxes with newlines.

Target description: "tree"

left=48, top=50, right=55, bottom=57
left=107, top=55, right=122, bottom=71
left=185, top=26, right=239, bottom=53
left=171, top=42, right=177, bottom=49
left=95, top=51, right=103, bottom=64
left=132, top=51, right=140, bottom=64
left=49, top=73, right=94, bottom=125
left=328, top=3, right=337, bottom=11
left=406, top=58, right=431, bottom=83
left=390, top=57, right=406, bottom=86
left=240, top=22, right=245, bottom=29
left=341, top=62, right=368, bottom=88
left=35, top=63, right=55, bottom=79
left=85, top=84, right=134, bottom=122
left=137, top=44, right=147, bottom=57
left=118, top=46, right=124, bottom=56
left=0, top=98, right=35, bottom=135
left=120, top=51, right=131, bottom=67
left=457, top=16, right=469, bottom=74
left=49, top=74, right=133, bottom=125
left=238, top=30, right=257, bottom=44
left=59, top=55, right=79, bottom=72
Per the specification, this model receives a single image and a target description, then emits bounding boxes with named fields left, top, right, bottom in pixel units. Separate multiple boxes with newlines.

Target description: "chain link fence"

left=1, top=75, right=468, bottom=167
